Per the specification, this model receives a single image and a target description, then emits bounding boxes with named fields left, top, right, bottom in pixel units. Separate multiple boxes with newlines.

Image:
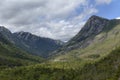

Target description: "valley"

left=0, top=15, right=120, bottom=80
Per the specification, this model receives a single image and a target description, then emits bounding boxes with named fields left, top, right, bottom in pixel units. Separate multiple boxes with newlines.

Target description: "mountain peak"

left=15, top=31, right=32, bottom=36
left=71, top=15, right=109, bottom=40
left=90, top=15, right=100, bottom=18
left=0, top=26, right=11, bottom=33
left=14, top=31, right=37, bottom=41
left=64, top=15, right=110, bottom=50
left=89, top=15, right=108, bottom=20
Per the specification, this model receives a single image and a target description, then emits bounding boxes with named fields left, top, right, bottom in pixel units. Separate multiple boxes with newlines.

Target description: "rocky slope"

left=66, top=15, right=109, bottom=48
left=54, top=16, right=110, bottom=53
left=0, top=28, right=43, bottom=68
left=0, top=26, right=63, bottom=58
left=13, top=31, right=63, bottom=57
left=51, top=15, right=120, bottom=62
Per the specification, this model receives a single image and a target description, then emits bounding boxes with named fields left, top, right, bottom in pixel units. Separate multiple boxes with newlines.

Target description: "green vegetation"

left=0, top=46, right=120, bottom=80
left=52, top=24, right=120, bottom=63
left=0, top=39, right=44, bottom=69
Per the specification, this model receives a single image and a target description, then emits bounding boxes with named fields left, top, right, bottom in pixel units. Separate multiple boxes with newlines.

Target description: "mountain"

left=66, top=15, right=109, bottom=48
left=0, top=26, right=15, bottom=43
left=51, top=15, right=120, bottom=62
left=13, top=31, right=63, bottom=57
left=0, top=26, right=63, bottom=58
left=0, top=27, right=44, bottom=68
left=53, top=15, right=110, bottom=53
left=0, top=15, right=120, bottom=80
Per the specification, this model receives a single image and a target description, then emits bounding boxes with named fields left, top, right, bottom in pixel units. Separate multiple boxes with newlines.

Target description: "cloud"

left=95, top=0, right=112, bottom=5
left=0, top=0, right=112, bottom=41
left=116, top=17, right=120, bottom=19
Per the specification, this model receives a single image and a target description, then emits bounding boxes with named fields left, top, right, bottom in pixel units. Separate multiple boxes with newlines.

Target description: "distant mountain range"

left=0, top=26, right=63, bottom=58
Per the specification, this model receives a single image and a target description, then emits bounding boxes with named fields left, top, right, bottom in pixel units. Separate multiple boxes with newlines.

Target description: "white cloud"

left=116, top=17, right=120, bottom=19
left=0, top=0, right=110, bottom=41
left=95, top=0, right=112, bottom=5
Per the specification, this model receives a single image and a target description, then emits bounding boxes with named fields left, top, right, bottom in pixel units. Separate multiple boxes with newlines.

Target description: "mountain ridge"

left=51, top=15, right=120, bottom=62
left=0, top=26, right=63, bottom=58
left=51, top=15, right=120, bottom=56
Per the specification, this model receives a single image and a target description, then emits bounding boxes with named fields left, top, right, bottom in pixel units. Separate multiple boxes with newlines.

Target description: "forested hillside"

left=0, top=46, right=120, bottom=80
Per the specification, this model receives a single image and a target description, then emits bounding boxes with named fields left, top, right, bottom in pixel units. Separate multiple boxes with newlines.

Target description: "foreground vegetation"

left=0, top=46, right=120, bottom=80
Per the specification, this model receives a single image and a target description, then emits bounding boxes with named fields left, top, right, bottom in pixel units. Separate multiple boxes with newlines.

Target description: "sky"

left=0, top=0, right=119, bottom=41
